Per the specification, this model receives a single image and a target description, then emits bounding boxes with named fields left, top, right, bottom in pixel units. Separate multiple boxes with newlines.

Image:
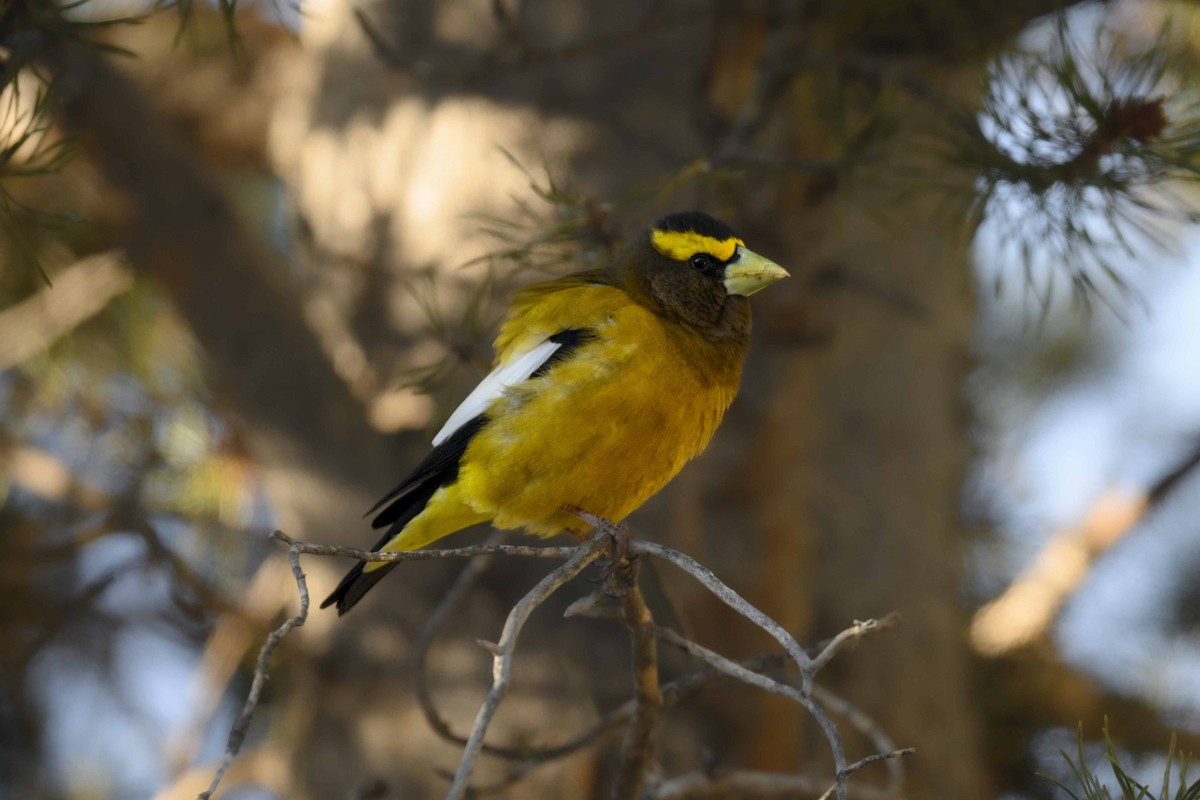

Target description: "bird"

left=322, top=211, right=788, bottom=615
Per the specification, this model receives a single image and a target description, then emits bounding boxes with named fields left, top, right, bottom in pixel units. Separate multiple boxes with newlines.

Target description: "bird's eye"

left=689, top=254, right=712, bottom=271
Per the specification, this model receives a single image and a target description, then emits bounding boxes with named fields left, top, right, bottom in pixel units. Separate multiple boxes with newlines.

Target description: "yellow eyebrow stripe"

left=651, top=230, right=743, bottom=262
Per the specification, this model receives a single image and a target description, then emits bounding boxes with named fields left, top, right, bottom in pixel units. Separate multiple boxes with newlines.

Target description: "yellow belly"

left=457, top=302, right=742, bottom=536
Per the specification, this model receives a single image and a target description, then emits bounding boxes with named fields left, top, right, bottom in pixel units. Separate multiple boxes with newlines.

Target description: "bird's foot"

left=562, top=506, right=637, bottom=595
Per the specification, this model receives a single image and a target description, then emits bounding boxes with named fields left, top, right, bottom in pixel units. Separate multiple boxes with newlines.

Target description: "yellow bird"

left=323, top=212, right=788, bottom=614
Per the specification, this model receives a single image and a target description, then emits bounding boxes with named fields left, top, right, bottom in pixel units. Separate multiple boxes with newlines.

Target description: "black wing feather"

left=320, top=480, right=442, bottom=615
left=529, top=328, right=594, bottom=379
left=367, top=415, right=489, bottom=527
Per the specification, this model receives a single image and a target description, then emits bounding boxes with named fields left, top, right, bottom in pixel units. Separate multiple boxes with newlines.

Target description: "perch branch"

left=281, top=536, right=578, bottom=563
left=204, top=529, right=906, bottom=800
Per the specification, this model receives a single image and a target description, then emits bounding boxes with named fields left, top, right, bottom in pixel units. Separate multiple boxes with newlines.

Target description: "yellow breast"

left=456, top=284, right=746, bottom=536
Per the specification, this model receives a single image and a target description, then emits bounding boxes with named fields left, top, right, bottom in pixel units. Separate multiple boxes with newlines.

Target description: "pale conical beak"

left=723, top=245, right=790, bottom=297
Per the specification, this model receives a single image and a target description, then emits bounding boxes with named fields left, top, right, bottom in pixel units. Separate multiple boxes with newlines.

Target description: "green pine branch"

left=1041, top=721, right=1200, bottom=800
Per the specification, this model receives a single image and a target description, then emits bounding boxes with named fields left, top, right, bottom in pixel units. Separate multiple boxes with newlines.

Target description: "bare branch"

left=655, top=769, right=881, bottom=800
left=154, top=748, right=290, bottom=800
left=167, top=556, right=289, bottom=776
left=650, top=685, right=914, bottom=800
left=198, top=530, right=583, bottom=800
left=445, top=537, right=608, bottom=800
left=811, top=687, right=906, bottom=799
left=199, top=542, right=308, bottom=800
left=447, top=651, right=807, bottom=795
left=630, top=540, right=814, bottom=678
left=204, top=528, right=906, bottom=800
left=278, top=531, right=578, bottom=564
left=410, top=531, right=642, bottom=771
left=809, top=614, right=901, bottom=674
left=412, top=532, right=511, bottom=751
left=651, top=626, right=849, bottom=798
left=815, top=749, right=916, bottom=800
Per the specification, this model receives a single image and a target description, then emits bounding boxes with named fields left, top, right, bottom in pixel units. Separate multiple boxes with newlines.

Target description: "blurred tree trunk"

left=46, top=38, right=390, bottom=545
left=668, top=59, right=986, bottom=800
left=753, top=191, right=981, bottom=798
left=652, top=11, right=994, bottom=799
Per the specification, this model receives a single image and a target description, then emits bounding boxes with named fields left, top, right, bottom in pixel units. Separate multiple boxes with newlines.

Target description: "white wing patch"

left=431, top=339, right=562, bottom=446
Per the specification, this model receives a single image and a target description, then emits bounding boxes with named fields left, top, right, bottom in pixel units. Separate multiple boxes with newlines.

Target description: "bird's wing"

left=491, top=271, right=614, bottom=362
left=433, top=273, right=618, bottom=447
left=431, top=338, right=563, bottom=446
left=362, top=324, right=594, bottom=530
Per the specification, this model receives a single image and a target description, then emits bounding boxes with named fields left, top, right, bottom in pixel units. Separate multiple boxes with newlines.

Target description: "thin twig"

left=198, top=542, right=308, bottom=799
left=843, top=749, right=916, bottom=779
left=445, top=538, right=608, bottom=800
left=412, top=532, right=637, bottom=766
left=815, top=749, right=916, bottom=800
left=651, top=627, right=849, bottom=798
left=654, top=769, right=887, bottom=800
left=812, top=687, right=907, bottom=799
left=809, top=614, right=901, bottom=674
left=649, top=617, right=906, bottom=798
left=654, top=619, right=908, bottom=800
left=412, top=531, right=510, bottom=751
left=630, top=541, right=814, bottom=677
left=461, top=651, right=804, bottom=795
left=198, top=530, right=583, bottom=800
left=167, top=556, right=285, bottom=776
left=204, top=529, right=906, bottom=800
left=277, top=532, right=578, bottom=563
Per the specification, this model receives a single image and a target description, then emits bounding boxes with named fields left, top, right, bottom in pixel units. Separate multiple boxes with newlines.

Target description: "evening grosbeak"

left=323, top=211, right=788, bottom=614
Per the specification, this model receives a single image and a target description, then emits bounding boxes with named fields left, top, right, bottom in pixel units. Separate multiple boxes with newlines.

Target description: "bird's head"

left=616, top=211, right=789, bottom=340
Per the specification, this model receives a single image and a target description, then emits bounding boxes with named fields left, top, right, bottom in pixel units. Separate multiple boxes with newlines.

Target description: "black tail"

left=320, top=416, right=488, bottom=616
left=320, top=481, right=440, bottom=615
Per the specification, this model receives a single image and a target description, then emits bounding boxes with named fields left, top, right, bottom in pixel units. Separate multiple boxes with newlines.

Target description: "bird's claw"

left=562, top=505, right=638, bottom=592
left=602, top=551, right=639, bottom=598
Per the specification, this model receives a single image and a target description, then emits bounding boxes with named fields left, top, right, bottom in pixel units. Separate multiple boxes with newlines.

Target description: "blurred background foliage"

left=5, top=0, right=1200, bottom=798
